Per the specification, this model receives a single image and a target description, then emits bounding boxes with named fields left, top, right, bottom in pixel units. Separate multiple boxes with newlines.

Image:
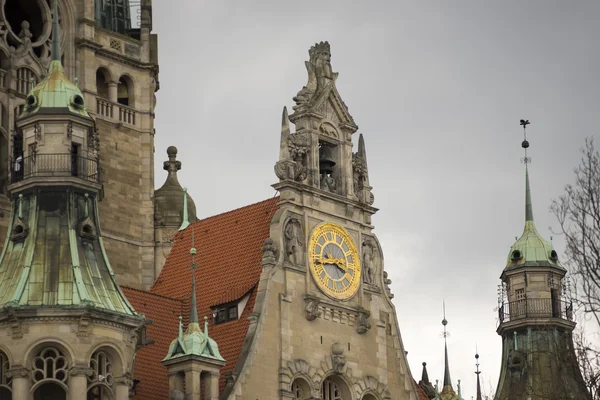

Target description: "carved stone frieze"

left=115, top=372, right=135, bottom=387
left=69, top=365, right=94, bottom=377
left=6, top=364, right=29, bottom=379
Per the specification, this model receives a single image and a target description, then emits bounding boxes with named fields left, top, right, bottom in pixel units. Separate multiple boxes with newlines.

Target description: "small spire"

left=84, top=193, right=90, bottom=218
left=442, top=301, right=452, bottom=388
left=52, top=0, right=60, bottom=62
left=358, top=133, right=367, bottom=161
left=520, top=119, right=534, bottom=222
left=178, top=316, right=183, bottom=340
left=421, top=362, right=431, bottom=383
left=204, top=315, right=209, bottom=336
left=475, top=350, right=482, bottom=400
left=189, top=228, right=198, bottom=324
left=179, top=187, right=190, bottom=231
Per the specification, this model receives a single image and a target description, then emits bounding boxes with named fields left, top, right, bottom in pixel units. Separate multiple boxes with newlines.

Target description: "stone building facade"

left=0, top=0, right=159, bottom=290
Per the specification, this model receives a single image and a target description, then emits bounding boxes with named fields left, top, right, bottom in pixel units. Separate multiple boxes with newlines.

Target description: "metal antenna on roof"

left=189, top=227, right=199, bottom=324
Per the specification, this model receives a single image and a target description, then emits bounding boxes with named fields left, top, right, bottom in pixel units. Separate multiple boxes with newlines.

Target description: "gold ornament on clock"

left=309, top=223, right=361, bottom=300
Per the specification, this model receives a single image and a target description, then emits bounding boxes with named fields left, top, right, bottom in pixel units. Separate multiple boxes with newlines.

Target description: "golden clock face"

left=309, top=223, right=361, bottom=300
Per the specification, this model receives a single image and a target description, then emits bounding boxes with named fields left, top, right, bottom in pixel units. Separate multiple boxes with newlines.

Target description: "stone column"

left=108, top=81, right=118, bottom=103
left=203, top=371, right=219, bottom=400
left=8, top=365, right=30, bottom=399
left=115, top=374, right=134, bottom=400
left=68, top=366, right=91, bottom=400
left=185, top=369, right=201, bottom=400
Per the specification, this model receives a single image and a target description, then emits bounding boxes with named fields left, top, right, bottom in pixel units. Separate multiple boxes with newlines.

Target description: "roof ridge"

left=121, top=286, right=183, bottom=302
left=191, top=196, right=279, bottom=225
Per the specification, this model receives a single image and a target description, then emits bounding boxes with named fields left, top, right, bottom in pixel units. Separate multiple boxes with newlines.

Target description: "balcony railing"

left=96, top=97, right=136, bottom=126
left=10, top=153, right=101, bottom=184
left=498, top=298, right=573, bottom=323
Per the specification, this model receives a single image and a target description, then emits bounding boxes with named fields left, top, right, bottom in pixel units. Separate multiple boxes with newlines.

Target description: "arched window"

left=0, top=51, right=9, bottom=87
left=117, top=75, right=133, bottom=107
left=31, top=347, right=68, bottom=400
left=96, top=68, right=111, bottom=99
left=322, top=376, right=351, bottom=400
left=87, top=350, right=114, bottom=400
left=291, top=378, right=311, bottom=400
left=0, top=350, right=11, bottom=399
left=16, top=68, right=37, bottom=95
left=33, top=382, right=66, bottom=400
left=362, top=394, right=377, bottom=400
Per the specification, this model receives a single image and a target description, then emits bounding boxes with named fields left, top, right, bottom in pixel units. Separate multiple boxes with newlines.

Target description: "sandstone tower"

left=494, top=122, right=590, bottom=399
left=0, top=0, right=158, bottom=289
left=0, top=5, right=147, bottom=398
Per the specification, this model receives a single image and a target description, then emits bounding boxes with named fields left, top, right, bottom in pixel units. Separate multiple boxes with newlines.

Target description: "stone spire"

left=442, top=304, right=452, bottom=391
left=418, top=362, right=436, bottom=399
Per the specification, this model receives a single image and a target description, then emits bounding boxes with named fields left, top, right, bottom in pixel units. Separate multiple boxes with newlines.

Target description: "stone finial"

left=164, top=146, right=182, bottom=174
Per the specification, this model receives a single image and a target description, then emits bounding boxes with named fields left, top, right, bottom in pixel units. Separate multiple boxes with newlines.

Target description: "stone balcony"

left=96, top=97, right=137, bottom=126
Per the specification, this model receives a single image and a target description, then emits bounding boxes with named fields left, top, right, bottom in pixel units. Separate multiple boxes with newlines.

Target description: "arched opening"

left=362, top=394, right=378, bottom=400
left=117, top=75, right=133, bottom=107
left=0, top=350, right=11, bottom=398
left=87, top=350, right=114, bottom=399
left=0, top=51, right=9, bottom=87
left=322, top=375, right=351, bottom=400
left=291, top=377, right=311, bottom=400
left=33, top=382, right=66, bottom=400
left=16, top=67, right=37, bottom=95
left=30, top=347, right=69, bottom=395
left=96, top=68, right=110, bottom=99
left=4, top=0, right=47, bottom=44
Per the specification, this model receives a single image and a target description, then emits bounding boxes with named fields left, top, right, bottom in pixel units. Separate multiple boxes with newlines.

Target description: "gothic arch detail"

left=353, top=375, right=391, bottom=400
left=279, top=359, right=319, bottom=394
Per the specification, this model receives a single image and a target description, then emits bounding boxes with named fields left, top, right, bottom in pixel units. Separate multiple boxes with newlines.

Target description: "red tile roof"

left=120, top=286, right=183, bottom=400
left=414, top=378, right=431, bottom=400
left=125, top=196, right=279, bottom=399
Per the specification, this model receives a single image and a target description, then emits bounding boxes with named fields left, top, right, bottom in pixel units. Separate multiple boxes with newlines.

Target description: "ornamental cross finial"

left=520, top=119, right=531, bottom=164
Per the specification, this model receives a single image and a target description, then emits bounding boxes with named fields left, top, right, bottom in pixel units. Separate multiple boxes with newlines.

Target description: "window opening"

left=322, top=378, right=343, bottom=400
left=87, top=350, right=114, bottom=400
left=95, top=0, right=131, bottom=35
left=213, top=304, right=238, bottom=324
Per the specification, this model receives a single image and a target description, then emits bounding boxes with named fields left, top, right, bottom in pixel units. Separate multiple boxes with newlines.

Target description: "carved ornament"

left=304, top=295, right=322, bottom=321
left=261, top=238, right=277, bottom=268
left=355, top=308, right=371, bottom=335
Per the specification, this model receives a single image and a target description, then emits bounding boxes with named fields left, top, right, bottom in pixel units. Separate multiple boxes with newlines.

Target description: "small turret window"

left=26, top=94, right=37, bottom=108
left=511, top=250, right=522, bottom=261
left=71, top=94, right=85, bottom=108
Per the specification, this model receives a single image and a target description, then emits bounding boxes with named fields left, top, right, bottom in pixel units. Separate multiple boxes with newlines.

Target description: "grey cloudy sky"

left=150, top=1, right=599, bottom=397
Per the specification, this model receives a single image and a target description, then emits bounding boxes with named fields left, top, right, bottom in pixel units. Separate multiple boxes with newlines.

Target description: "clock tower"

left=221, top=41, right=418, bottom=400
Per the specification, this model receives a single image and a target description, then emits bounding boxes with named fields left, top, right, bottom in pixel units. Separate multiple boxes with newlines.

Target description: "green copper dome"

left=19, top=60, right=90, bottom=120
left=505, top=167, right=565, bottom=271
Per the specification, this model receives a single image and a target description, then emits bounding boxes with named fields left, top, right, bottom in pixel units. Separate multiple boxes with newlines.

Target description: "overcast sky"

left=151, top=1, right=599, bottom=397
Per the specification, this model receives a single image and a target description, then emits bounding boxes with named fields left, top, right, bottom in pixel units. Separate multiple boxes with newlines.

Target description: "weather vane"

left=441, top=300, right=450, bottom=339
left=475, top=344, right=481, bottom=375
left=520, top=119, right=531, bottom=164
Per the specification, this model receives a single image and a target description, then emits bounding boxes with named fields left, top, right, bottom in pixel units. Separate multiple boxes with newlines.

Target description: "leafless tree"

left=551, top=137, right=600, bottom=398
